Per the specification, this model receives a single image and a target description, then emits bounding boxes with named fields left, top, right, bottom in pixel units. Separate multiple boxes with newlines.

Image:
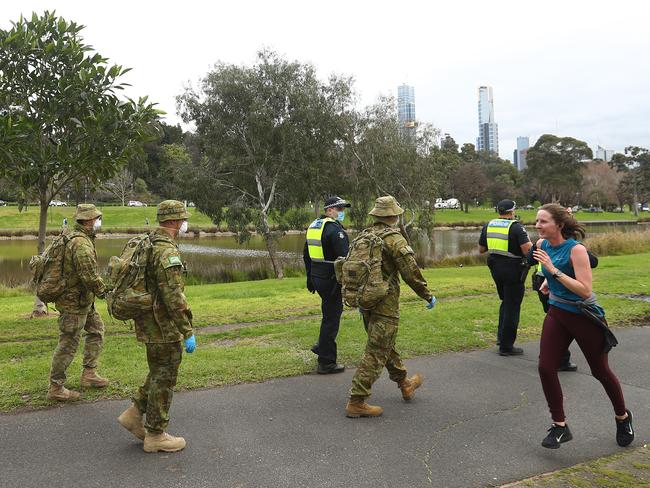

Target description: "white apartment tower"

left=477, top=86, right=499, bottom=154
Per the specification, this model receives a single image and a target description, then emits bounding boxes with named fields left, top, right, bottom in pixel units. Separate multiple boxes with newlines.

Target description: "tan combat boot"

left=143, top=431, right=187, bottom=453
left=46, top=384, right=81, bottom=401
left=399, top=373, right=423, bottom=401
left=345, top=396, right=383, bottom=418
left=117, top=405, right=146, bottom=440
left=80, top=368, right=109, bottom=388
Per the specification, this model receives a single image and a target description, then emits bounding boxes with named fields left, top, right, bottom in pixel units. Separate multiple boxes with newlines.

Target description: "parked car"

left=49, top=200, right=67, bottom=206
left=585, top=206, right=604, bottom=213
left=434, top=198, right=460, bottom=209
left=127, top=200, right=146, bottom=207
left=571, top=205, right=582, bottom=213
left=0, top=200, right=6, bottom=206
left=187, top=201, right=196, bottom=207
left=641, top=205, right=650, bottom=212
left=611, top=207, right=625, bottom=213
left=522, top=204, right=535, bottom=210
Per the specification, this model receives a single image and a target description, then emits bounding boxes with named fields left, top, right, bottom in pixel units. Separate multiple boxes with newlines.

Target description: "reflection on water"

left=0, top=223, right=642, bottom=286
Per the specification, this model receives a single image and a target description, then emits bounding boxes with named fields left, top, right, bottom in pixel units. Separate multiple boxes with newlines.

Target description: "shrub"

left=585, top=229, right=650, bottom=256
left=281, top=208, right=312, bottom=231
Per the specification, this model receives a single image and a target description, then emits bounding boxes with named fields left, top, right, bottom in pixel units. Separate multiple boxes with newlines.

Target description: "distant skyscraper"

left=515, top=136, right=530, bottom=171
left=595, top=145, right=614, bottom=162
left=476, top=86, right=499, bottom=154
left=397, top=84, right=416, bottom=137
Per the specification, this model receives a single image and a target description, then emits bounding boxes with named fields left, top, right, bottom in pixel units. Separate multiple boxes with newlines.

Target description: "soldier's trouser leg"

left=82, top=306, right=105, bottom=370
left=50, top=313, right=85, bottom=386
left=349, top=312, right=405, bottom=398
left=133, top=342, right=183, bottom=434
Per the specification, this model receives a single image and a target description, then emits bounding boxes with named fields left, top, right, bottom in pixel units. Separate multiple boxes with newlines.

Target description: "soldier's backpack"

left=335, top=228, right=398, bottom=309
left=29, top=231, right=83, bottom=303
left=106, top=233, right=155, bottom=321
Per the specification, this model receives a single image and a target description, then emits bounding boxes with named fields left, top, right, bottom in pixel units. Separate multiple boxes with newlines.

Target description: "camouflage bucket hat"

left=368, top=196, right=404, bottom=217
left=74, top=204, right=102, bottom=221
left=157, top=200, right=191, bottom=222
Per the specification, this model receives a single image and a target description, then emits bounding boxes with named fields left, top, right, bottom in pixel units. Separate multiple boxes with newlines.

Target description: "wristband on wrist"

left=552, top=270, right=564, bottom=279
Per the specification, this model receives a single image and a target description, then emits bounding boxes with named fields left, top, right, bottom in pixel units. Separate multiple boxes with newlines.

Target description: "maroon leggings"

left=538, top=305, right=626, bottom=422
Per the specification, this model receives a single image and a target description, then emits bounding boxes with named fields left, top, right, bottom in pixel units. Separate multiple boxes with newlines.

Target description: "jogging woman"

left=532, top=203, right=634, bottom=449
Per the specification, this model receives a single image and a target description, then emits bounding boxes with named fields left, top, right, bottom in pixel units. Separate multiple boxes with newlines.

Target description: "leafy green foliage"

left=523, top=134, right=593, bottom=203
left=0, top=11, right=161, bottom=253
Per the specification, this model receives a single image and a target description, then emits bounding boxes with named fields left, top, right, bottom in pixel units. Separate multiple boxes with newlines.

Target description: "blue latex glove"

left=184, top=335, right=196, bottom=353
left=426, top=296, right=437, bottom=310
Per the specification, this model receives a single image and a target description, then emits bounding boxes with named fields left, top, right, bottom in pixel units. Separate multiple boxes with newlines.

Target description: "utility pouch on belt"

left=550, top=293, right=618, bottom=353
left=531, top=273, right=545, bottom=292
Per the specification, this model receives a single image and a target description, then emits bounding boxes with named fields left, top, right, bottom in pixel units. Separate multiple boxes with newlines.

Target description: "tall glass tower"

left=397, top=84, right=416, bottom=137
left=477, top=86, right=499, bottom=154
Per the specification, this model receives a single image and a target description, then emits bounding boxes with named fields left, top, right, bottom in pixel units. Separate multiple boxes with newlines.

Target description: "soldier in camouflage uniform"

left=346, top=196, right=437, bottom=418
left=47, top=204, right=109, bottom=402
left=117, top=200, right=196, bottom=453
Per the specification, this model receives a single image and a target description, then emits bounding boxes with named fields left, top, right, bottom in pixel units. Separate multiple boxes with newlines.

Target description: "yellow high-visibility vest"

left=306, top=217, right=336, bottom=263
left=486, top=218, right=519, bottom=258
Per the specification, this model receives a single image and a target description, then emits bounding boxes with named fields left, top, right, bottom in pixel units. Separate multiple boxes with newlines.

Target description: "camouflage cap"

left=368, top=196, right=404, bottom=217
left=157, top=200, right=191, bottom=222
left=74, top=204, right=102, bottom=222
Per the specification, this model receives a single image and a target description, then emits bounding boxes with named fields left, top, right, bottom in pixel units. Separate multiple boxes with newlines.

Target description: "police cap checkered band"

left=324, top=196, right=351, bottom=209
left=497, top=199, right=516, bottom=213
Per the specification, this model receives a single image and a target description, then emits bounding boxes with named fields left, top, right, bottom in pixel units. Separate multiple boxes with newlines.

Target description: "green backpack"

left=335, top=228, right=398, bottom=309
left=106, top=233, right=155, bottom=321
left=29, top=231, right=83, bottom=303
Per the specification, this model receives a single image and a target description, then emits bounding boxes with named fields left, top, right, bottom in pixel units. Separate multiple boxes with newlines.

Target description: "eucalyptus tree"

left=610, top=146, right=650, bottom=216
left=523, top=134, right=592, bottom=203
left=177, top=50, right=354, bottom=278
left=0, top=12, right=161, bottom=314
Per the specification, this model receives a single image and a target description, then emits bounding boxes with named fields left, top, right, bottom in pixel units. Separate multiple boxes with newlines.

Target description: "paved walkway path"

left=1, top=327, right=649, bottom=488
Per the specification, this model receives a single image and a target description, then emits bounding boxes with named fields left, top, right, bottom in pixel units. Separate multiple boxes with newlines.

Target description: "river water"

left=0, top=223, right=641, bottom=286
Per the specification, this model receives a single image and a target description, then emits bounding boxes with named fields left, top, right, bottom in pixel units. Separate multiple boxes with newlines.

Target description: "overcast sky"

left=3, top=0, right=649, bottom=160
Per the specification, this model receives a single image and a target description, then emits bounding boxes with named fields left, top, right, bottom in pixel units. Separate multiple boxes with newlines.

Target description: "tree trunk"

left=261, top=211, right=284, bottom=279
left=464, top=202, right=469, bottom=213
left=32, top=189, right=50, bottom=317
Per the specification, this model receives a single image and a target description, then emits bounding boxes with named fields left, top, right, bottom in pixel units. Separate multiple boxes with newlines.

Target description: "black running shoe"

left=541, top=424, right=573, bottom=449
left=616, top=409, right=634, bottom=447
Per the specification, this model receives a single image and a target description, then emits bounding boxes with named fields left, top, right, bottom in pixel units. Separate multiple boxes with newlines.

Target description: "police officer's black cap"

left=497, top=199, right=516, bottom=214
left=324, top=196, right=351, bottom=210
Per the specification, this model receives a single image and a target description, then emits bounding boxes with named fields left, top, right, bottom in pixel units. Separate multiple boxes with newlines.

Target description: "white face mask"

left=93, top=218, right=102, bottom=231
left=179, top=221, right=189, bottom=234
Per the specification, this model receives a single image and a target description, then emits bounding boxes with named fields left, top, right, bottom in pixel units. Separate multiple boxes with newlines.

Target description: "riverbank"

left=0, top=205, right=647, bottom=237
left=1, top=252, right=648, bottom=412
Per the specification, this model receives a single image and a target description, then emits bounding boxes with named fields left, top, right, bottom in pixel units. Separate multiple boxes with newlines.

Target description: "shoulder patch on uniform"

left=338, top=232, right=345, bottom=239
left=399, top=246, right=414, bottom=256
left=163, top=255, right=183, bottom=268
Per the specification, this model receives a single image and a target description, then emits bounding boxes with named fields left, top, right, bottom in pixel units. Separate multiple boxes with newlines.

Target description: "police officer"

left=117, top=200, right=195, bottom=453
left=47, top=204, right=108, bottom=401
left=303, top=196, right=350, bottom=374
left=346, top=196, right=436, bottom=418
left=478, top=199, right=532, bottom=356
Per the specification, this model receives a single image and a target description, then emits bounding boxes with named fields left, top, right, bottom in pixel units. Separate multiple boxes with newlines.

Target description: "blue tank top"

left=541, top=238, right=582, bottom=314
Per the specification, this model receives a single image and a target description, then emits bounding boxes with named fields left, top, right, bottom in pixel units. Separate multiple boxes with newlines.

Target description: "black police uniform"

left=479, top=220, right=530, bottom=352
left=303, top=217, right=349, bottom=368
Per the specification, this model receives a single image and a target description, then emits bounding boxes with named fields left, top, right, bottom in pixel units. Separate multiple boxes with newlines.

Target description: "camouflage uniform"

left=50, top=205, right=107, bottom=387
left=349, top=198, right=433, bottom=399
left=132, top=201, right=193, bottom=434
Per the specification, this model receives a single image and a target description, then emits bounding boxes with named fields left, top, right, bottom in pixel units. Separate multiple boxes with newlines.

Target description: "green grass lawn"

left=432, top=207, right=639, bottom=225
left=0, top=205, right=641, bottom=233
left=0, top=253, right=648, bottom=412
left=0, top=205, right=215, bottom=232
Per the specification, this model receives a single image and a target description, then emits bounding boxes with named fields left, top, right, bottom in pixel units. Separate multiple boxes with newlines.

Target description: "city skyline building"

left=513, top=136, right=530, bottom=171
left=476, top=86, right=499, bottom=154
left=397, top=84, right=416, bottom=138
left=595, top=145, right=615, bottom=162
